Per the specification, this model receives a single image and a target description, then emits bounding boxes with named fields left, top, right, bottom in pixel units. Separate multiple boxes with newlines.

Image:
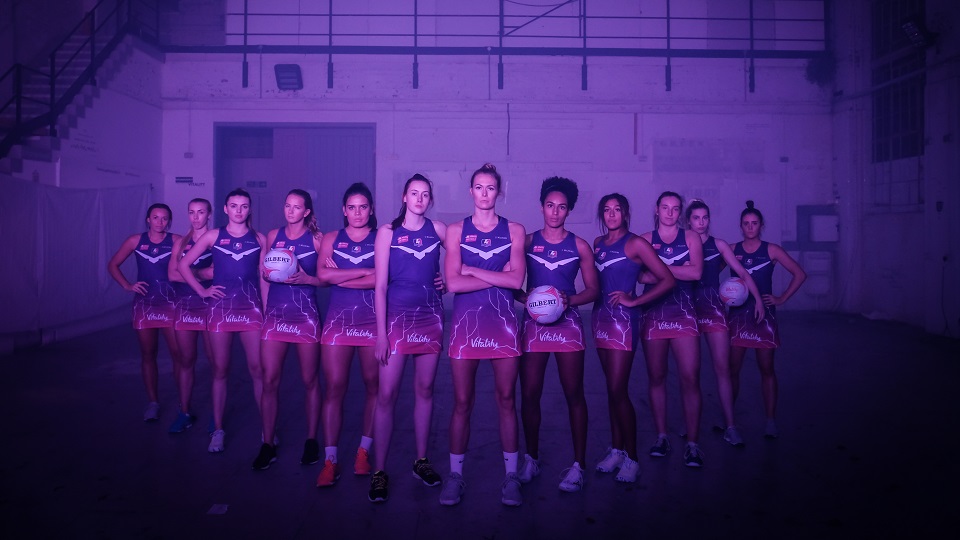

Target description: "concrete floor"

left=1, top=311, right=957, bottom=539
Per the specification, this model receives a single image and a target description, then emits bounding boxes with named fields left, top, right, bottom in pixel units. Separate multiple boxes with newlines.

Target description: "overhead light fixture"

left=901, top=18, right=937, bottom=49
left=274, top=64, right=303, bottom=90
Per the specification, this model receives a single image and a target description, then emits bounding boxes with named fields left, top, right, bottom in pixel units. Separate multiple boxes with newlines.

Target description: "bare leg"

left=321, top=344, right=354, bottom=447
left=160, top=326, right=182, bottom=396
left=519, top=352, right=549, bottom=459
left=357, top=346, right=379, bottom=438
left=642, top=338, right=670, bottom=435
left=372, top=353, right=407, bottom=471
left=671, top=336, right=702, bottom=444
left=260, top=340, right=288, bottom=445
left=207, top=331, right=232, bottom=430
left=599, top=348, right=637, bottom=459
left=555, top=351, right=588, bottom=465
left=756, top=348, right=778, bottom=420
left=239, top=330, right=264, bottom=413
left=136, top=328, right=160, bottom=402
left=296, top=342, right=321, bottom=440
left=173, top=329, right=198, bottom=413
left=729, top=345, right=748, bottom=403
left=491, top=357, right=520, bottom=453
left=706, top=330, right=736, bottom=427
left=412, top=353, right=440, bottom=459
left=449, top=359, right=480, bottom=455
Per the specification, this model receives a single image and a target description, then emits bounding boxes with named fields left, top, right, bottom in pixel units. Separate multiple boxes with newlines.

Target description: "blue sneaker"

left=168, top=412, right=196, bottom=433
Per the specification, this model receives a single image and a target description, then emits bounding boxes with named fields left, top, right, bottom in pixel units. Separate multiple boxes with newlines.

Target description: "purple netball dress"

left=174, top=238, right=213, bottom=331
left=321, top=228, right=377, bottom=346
left=386, top=219, right=444, bottom=355
left=208, top=229, right=263, bottom=333
left=729, top=241, right=779, bottom=348
left=132, top=232, right=177, bottom=329
left=522, top=230, right=585, bottom=353
left=261, top=229, right=320, bottom=343
left=641, top=229, right=699, bottom=340
left=448, top=217, right=520, bottom=360
left=693, top=236, right=728, bottom=334
left=592, top=233, right=644, bottom=351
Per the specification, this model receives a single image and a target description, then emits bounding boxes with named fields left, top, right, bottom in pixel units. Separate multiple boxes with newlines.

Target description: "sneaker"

left=649, top=436, right=670, bottom=457
left=168, top=412, right=195, bottom=433
left=412, top=458, right=442, bottom=487
left=558, top=462, right=584, bottom=492
left=596, top=447, right=625, bottom=473
left=316, top=459, right=341, bottom=487
left=500, top=473, right=522, bottom=507
left=368, top=471, right=389, bottom=503
left=208, top=429, right=226, bottom=453
left=723, top=426, right=745, bottom=447
left=517, top=454, right=541, bottom=484
left=354, top=447, right=372, bottom=475
left=143, top=402, right=160, bottom=422
left=764, top=419, right=780, bottom=439
left=439, top=472, right=465, bottom=506
left=301, top=438, right=320, bottom=465
left=683, top=444, right=704, bottom=468
left=252, top=443, right=278, bottom=470
left=615, top=457, right=640, bottom=483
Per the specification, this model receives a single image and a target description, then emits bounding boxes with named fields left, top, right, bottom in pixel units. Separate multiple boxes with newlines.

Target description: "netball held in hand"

left=526, top=285, right=564, bottom=324
left=719, top=277, right=749, bottom=307
left=264, top=248, right=298, bottom=282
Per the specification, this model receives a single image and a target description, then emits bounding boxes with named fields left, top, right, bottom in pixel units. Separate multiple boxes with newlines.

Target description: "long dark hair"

left=653, top=190, right=684, bottom=228
left=390, top=174, right=433, bottom=230
left=287, top=188, right=319, bottom=237
left=597, top=193, right=630, bottom=234
left=144, top=203, right=172, bottom=231
left=224, top=188, right=254, bottom=232
left=685, top=198, right=710, bottom=228
left=342, top=182, right=377, bottom=229
left=182, top=198, right=212, bottom=245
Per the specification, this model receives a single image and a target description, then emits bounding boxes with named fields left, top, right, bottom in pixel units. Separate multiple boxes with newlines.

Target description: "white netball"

left=263, top=248, right=298, bottom=283
left=526, top=285, right=565, bottom=324
left=719, top=277, right=749, bottom=307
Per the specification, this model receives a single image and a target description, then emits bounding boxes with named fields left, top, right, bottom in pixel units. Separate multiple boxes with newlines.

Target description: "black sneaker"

left=649, top=436, right=670, bottom=457
left=368, top=471, right=389, bottom=502
left=412, top=458, right=442, bottom=486
left=683, top=443, right=704, bottom=468
left=252, top=443, right=277, bottom=470
left=301, top=438, right=320, bottom=465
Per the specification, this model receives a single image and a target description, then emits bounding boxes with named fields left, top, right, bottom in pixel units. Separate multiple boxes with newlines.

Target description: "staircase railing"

left=0, top=0, right=159, bottom=160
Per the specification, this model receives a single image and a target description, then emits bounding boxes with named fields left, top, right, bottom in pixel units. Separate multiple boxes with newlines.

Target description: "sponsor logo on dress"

left=697, top=318, right=712, bottom=325
left=276, top=241, right=286, bottom=248
left=533, top=245, right=544, bottom=253
left=220, top=239, right=231, bottom=245
left=658, top=321, right=684, bottom=331
left=596, top=331, right=609, bottom=340
left=347, top=328, right=373, bottom=338
left=652, top=243, right=661, bottom=249
left=739, top=332, right=762, bottom=342
left=182, top=314, right=204, bottom=324
left=528, top=299, right=559, bottom=308
left=407, top=332, right=431, bottom=343
left=147, top=313, right=170, bottom=321
left=338, top=242, right=349, bottom=248
left=471, top=337, right=499, bottom=348
left=538, top=331, right=567, bottom=343
left=276, top=323, right=301, bottom=335
left=465, top=234, right=477, bottom=243
left=225, top=314, right=251, bottom=324
left=140, top=244, right=149, bottom=250
left=398, top=235, right=409, bottom=244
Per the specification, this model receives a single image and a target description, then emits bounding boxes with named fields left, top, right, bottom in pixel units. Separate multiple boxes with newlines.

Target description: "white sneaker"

left=558, top=462, right=584, bottom=492
left=517, top=454, right=541, bottom=484
left=500, top=473, right=522, bottom=507
left=143, top=401, right=160, bottom=422
left=208, top=429, right=226, bottom=453
left=596, top=447, right=625, bottom=473
left=615, top=457, right=640, bottom=483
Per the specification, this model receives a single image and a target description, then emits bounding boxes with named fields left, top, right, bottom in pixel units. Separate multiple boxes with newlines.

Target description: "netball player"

left=108, top=203, right=182, bottom=422
left=518, top=177, right=599, bottom=493
left=167, top=198, right=214, bottom=433
left=179, top=188, right=266, bottom=454
left=685, top=199, right=764, bottom=447
left=591, top=193, right=674, bottom=482
left=252, top=189, right=324, bottom=470
left=315, top=183, right=379, bottom=486
left=729, top=200, right=806, bottom=439
left=439, top=164, right=527, bottom=506
left=368, top=174, right=447, bottom=503
left=639, top=191, right=705, bottom=467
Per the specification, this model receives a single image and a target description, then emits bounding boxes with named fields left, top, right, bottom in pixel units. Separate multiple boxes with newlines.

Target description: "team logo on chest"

left=352, top=245, right=361, bottom=253
left=598, top=251, right=607, bottom=260
left=234, top=242, right=242, bottom=251
left=414, top=238, right=423, bottom=248
left=664, top=246, right=674, bottom=256
left=548, top=250, right=558, bottom=259
left=481, top=238, right=492, bottom=247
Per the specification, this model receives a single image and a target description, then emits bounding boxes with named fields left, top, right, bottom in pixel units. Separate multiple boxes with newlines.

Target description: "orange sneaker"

left=354, top=447, right=372, bottom=476
left=315, top=459, right=341, bottom=487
